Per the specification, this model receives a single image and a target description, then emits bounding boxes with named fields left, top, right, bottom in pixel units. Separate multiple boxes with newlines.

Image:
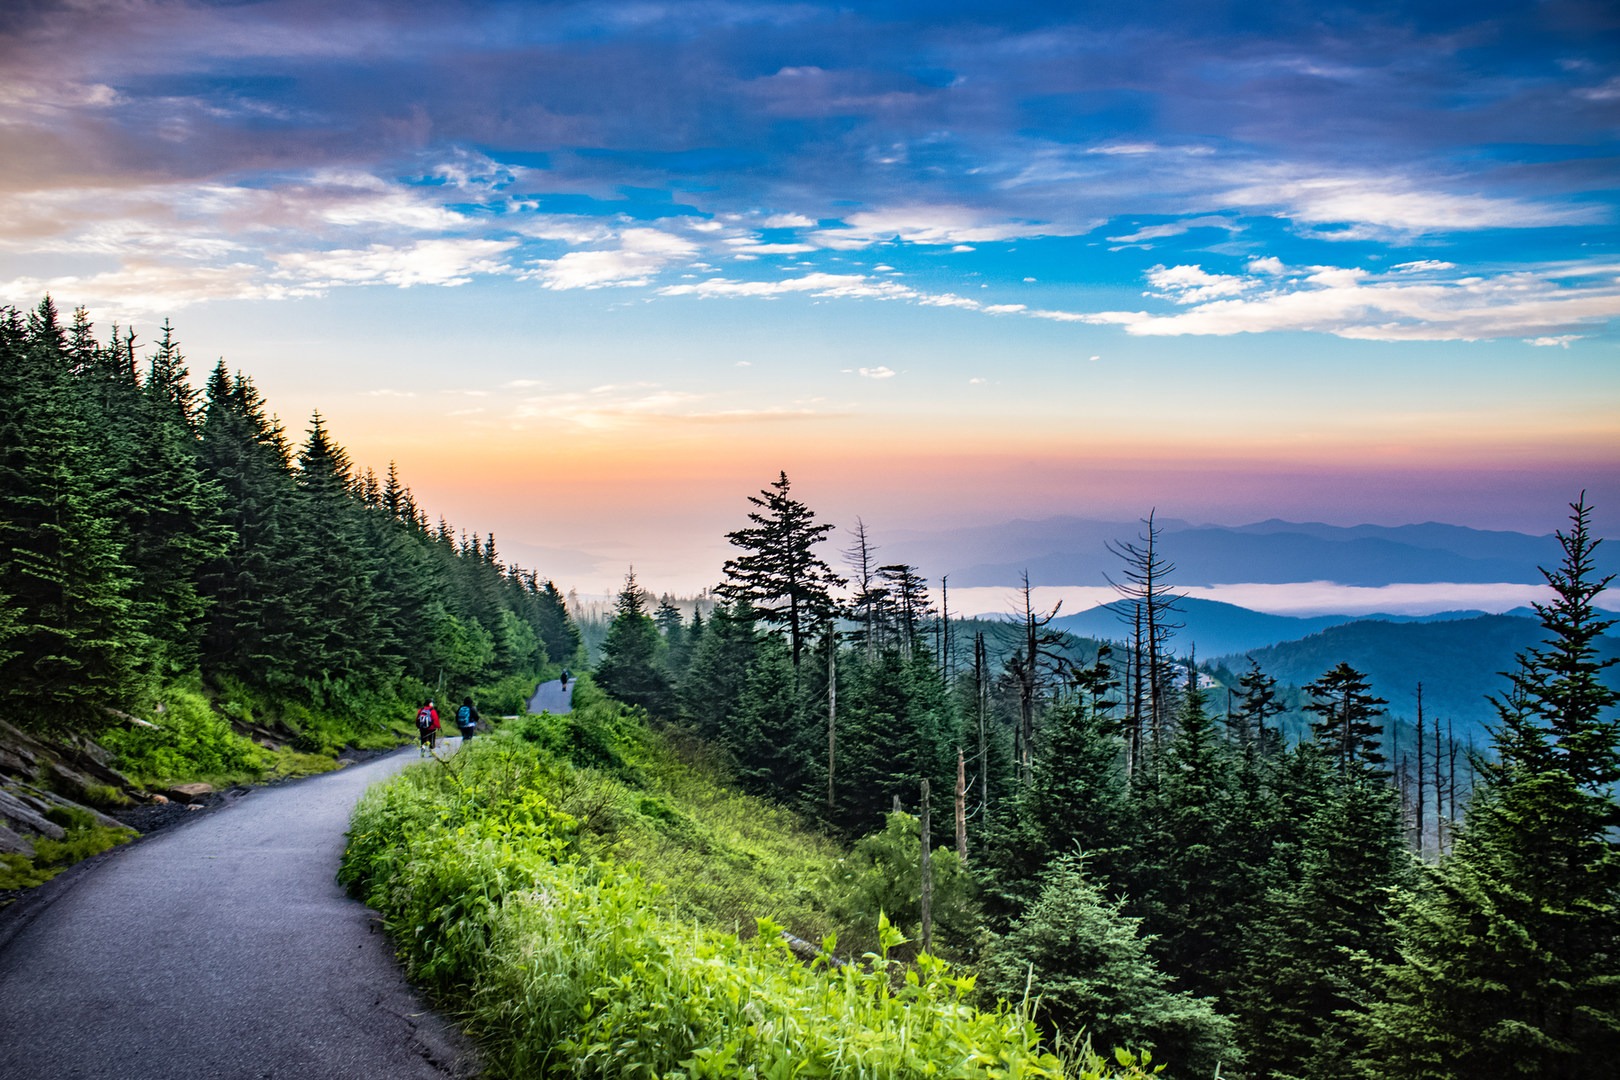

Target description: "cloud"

left=0, top=260, right=315, bottom=317
left=1526, top=335, right=1582, bottom=348
left=1222, top=172, right=1604, bottom=236
left=813, top=206, right=1057, bottom=249
left=275, top=237, right=516, bottom=288
left=1146, top=264, right=1252, bottom=304
left=660, top=271, right=915, bottom=301
left=525, top=228, right=698, bottom=290
left=857, top=366, right=896, bottom=378
left=1089, top=259, right=1620, bottom=341
left=1107, top=216, right=1240, bottom=244
left=509, top=384, right=833, bottom=430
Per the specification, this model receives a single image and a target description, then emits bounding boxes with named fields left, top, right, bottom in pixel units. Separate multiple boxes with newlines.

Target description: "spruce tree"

left=716, top=471, right=845, bottom=669
left=1304, top=661, right=1389, bottom=774
left=1360, top=496, right=1620, bottom=1079
left=680, top=601, right=758, bottom=743
left=0, top=302, right=148, bottom=729
left=594, top=568, right=672, bottom=716
left=980, top=853, right=1241, bottom=1079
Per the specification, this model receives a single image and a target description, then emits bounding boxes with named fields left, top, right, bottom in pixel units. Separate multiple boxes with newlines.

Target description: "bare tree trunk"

left=975, top=631, right=988, bottom=820
left=1433, top=714, right=1447, bottom=854
left=1415, top=684, right=1426, bottom=858
left=828, top=634, right=837, bottom=810
left=955, top=746, right=967, bottom=861
left=1129, top=604, right=1144, bottom=784
left=1447, top=717, right=1459, bottom=839
left=919, top=779, right=933, bottom=956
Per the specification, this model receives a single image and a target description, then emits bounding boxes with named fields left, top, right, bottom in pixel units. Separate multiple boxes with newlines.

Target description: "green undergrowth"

left=0, top=805, right=135, bottom=891
left=341, top=683, right=1152, bottom=1078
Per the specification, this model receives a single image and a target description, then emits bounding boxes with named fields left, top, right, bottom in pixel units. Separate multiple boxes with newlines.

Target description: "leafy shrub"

left=342, top=731, right=1073, bottom=1078
left=823, top=810, right=984, bottom=961
left=101, top=685, right=270, bottom=784
left=0, top=822, right=135, bottom=890
left=470, top=670, right=546, bottom=717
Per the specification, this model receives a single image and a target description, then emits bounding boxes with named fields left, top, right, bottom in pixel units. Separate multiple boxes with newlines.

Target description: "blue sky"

left=1, top=0, right=1616, bottom=597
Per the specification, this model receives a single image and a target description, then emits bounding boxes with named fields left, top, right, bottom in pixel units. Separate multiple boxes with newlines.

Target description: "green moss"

left=0, top=823, right=136, bottom=891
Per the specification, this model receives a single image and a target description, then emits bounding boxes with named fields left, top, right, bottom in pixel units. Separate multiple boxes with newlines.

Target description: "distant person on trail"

left=560, top=669, right=571, bottom=691
left=416, top=699, right=441, bottom=756
left=456, top=697, right=481, bottom=740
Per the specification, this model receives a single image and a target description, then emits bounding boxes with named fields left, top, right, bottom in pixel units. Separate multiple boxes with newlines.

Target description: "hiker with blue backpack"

left=456, top=697, right=481, bottom=741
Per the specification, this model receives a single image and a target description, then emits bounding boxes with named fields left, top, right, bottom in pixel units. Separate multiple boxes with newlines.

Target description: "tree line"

left=592, top=471, right=1619, bottom=1080
left=0, top=297, right=579, bottom=735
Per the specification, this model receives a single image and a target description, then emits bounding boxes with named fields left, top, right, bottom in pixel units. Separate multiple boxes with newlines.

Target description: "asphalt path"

left=526, top=677, right=574, bottom=715
left=0, top=748, right=479, bottom=1079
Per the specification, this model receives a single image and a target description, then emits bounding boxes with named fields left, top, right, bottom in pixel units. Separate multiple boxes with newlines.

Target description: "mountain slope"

left=1210, top=614, right=1620, bottom=743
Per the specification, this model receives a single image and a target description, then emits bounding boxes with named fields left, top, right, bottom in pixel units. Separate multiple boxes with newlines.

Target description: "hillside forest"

left=0, top=297, right=578, bottom=773
left=4, top=297, right=1618, bottom=1079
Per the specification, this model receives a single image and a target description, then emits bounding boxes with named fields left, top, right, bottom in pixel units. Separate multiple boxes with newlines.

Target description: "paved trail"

left=0, top=749, right=478, bottom=1079
left=526, top=677, right=574, bottom=715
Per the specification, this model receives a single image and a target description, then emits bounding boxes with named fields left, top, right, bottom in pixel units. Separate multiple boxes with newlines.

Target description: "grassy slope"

left=342, top=681, right=1152, bottom=1078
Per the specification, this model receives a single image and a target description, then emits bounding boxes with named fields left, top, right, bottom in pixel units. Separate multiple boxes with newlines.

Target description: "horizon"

left=2, top=1, right=1615, bottom=596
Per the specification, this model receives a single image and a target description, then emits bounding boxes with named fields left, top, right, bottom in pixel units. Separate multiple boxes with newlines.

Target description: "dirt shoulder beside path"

left=0, top=747, right=480, bottom=1079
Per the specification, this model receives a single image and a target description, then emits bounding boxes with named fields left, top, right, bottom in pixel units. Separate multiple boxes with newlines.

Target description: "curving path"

left=525, top=677, right=574, bottom=716
left=0, top=749, right=478, bottom=1079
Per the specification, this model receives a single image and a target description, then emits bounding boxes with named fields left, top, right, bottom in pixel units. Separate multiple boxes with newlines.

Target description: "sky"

left=1, top=0, right=1617, bottom=604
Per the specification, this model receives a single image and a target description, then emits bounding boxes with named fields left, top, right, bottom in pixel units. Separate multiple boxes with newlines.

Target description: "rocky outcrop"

left=166, top=783, right=214, bottom=805
left=0, top=824, right=37, bottom=858
left=0, top=788, right=68, bottom=843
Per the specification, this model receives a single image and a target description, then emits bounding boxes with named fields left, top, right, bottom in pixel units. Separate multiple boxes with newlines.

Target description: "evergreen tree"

left=1360, top=496, right=1620, bottom=1079
left=198, top=364, right=303, bottom=683
left=716, top=471, right=845, bottom=669
left=594, top=568, right=672, bottom=716
left=680, top=601, right=758, bottom=744
left=114, top=325, right=231, bottom=676
left=834, top=648, right=957, bottom=833
left=727, top=635, right=816, bottom=799
left=1304, top=661, right=1389, bottom=774
left=980, top=853, right=1241, bottom=1080
left=1239, top=748, right=1408, bottom=1080
left=281, top=413, right=391, bottom=692
left=1131, top=658, right=1248, bottom=1002
left=0, top=301, right=148, bottom=729
left=987, top=649, right=1130, bottom=920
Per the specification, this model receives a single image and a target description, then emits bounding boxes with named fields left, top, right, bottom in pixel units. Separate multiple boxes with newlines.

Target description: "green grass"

left=342, top=685, right=1156, bottom=1078
left=0, top=820, right=136, bottom=891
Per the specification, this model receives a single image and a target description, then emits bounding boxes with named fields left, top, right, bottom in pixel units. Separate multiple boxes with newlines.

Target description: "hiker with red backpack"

left=416, top=699, right=441, bottom=756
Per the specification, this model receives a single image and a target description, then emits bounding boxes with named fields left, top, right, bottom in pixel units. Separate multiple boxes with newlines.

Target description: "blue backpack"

left=457, top=704, right=473, bottom=728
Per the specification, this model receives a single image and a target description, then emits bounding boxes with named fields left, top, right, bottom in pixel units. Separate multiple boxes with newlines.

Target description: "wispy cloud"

left=275, top=238, right=516, bottom=288
left=524, top=228, right=699, bottom=290
left=1088, top=260, right=1620, bottom=340
left=1222, top=172, right=1604, bottom=237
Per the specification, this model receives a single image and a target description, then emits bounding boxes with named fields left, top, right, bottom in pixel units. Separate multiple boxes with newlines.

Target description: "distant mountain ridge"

left=1205, top=613, right=1620, bottom=745
left=1050, top=596, right=1490, bottom=659
left=883, top=515, right=1589, bottom=589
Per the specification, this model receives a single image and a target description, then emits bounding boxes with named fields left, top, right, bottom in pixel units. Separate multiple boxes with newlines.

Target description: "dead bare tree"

left=1106, top=510, right=1184, bottom=781
left=1010, top=572, right=1067, bottom=786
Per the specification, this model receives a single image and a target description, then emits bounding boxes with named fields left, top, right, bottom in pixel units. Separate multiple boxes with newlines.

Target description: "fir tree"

left=0, top=301, right=148, bottom=728
left=1360, top=496, right=1620, bottom=1080
left=1304, top=661, right=1389, bottom=774
left=594, top=568, right=672, bottom=716
left=980, top=853, right=1241, bottom=1080
left=716, top=471, right=845, bottom=669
